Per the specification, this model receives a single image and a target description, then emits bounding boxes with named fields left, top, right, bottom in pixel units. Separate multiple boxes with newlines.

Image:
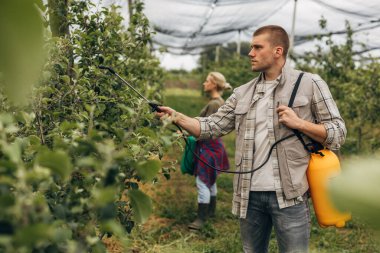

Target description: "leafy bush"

left=0, top=1, right=176, bottom=252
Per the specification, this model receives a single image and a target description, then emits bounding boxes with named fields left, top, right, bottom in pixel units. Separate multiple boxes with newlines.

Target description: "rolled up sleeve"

left=322, top=121, right=346, bottom=149
left=312, top=75, right=347, bottom=149
left=196, top=92, right=237, bottom=140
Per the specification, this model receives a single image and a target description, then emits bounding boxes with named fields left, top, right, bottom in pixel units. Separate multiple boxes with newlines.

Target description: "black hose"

left=98, top=65, right=297, bottom=175
left=174, top=122, right=296, bottom=175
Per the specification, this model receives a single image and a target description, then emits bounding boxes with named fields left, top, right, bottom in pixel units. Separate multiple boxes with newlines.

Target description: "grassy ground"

left=113, top=88, right=379, bottom=253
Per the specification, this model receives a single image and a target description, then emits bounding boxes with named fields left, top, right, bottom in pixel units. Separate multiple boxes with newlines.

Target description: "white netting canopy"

left=138, top=0, right=380, bottom=55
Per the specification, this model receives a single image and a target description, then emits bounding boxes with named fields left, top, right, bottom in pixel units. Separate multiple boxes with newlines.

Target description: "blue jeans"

left=240, top=191, right=311, bottom=253
left=196, top=176, right=217, bottom=203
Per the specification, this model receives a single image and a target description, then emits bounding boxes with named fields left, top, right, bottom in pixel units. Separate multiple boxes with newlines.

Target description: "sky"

left=154, top=52, right=200, bottom=71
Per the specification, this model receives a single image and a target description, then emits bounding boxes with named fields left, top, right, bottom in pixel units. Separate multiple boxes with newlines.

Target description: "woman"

left=188, top=72, right=231, bottom=230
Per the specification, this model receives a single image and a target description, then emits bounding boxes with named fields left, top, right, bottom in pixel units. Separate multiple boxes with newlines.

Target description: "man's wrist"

left=174, top=111, right=185, bottom=124
left=296, top=119, right=306, bottom=132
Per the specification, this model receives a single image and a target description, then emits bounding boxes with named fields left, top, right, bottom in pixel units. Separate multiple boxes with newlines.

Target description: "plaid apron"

left=194, top=138, right=229, bottom=188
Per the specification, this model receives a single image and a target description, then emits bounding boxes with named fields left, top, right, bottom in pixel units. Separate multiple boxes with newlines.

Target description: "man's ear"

left=274, top=46, right=284, bottom=58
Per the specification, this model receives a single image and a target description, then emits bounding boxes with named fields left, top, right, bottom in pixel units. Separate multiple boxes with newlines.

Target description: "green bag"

left=180, top=136, right=197, bottom=175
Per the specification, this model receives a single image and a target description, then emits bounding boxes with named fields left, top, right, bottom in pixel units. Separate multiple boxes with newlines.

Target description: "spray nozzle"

left=98, top=65, right=116, bottom=74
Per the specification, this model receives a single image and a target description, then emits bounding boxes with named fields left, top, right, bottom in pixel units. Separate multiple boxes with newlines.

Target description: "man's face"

left=248, top=33, right=277, bottom=72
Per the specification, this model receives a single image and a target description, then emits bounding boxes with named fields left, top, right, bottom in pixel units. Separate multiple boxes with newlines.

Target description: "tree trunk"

left=47, top=0, right=70, bottom=37
left=128, top=0, right=133, bottom=23
left=47, top=0, right=74, bottom=82
left=357, top=127, right=362, bottom=152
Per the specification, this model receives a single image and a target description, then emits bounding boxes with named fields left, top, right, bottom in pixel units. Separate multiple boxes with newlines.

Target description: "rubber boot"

left=188, top=203, right=209, bottom=230
left=209, top=196, right=216, bottom=218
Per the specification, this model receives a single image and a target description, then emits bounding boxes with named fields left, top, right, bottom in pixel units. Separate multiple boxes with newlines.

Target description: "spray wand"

left=98, top=65, right=162, bottom=113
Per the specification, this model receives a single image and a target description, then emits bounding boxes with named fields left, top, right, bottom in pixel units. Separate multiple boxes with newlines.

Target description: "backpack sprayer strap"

left=288, top=72, right=324, bottom=156
left=288, top=73, right=308, bottom=149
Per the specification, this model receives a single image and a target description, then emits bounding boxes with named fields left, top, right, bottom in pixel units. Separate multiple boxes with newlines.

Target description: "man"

left=157, top=25, right=346, bottom=253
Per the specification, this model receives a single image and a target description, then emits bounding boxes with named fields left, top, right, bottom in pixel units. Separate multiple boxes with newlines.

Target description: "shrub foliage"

left=0, top=1, right=175, bottom=252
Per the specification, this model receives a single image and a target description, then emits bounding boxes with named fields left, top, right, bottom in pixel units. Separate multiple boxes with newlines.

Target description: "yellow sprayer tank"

left=307, top=149, right=351, bottom=228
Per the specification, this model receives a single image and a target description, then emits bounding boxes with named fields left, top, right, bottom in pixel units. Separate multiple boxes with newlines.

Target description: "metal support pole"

left=236, top=30, right=241, bottom=57
left=289, top=0, right=298, bottom=54
left=215, top=45, right=220, bottom=63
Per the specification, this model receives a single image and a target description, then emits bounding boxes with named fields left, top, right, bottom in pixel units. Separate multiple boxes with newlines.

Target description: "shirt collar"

left=278, top=60, right=292, bottom=86
left=257, top=73, right=281, bottom=92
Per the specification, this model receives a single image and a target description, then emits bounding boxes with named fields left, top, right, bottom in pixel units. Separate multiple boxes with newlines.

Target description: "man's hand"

left=155, top=106, right=181, bottom=123
left=276, top=105, right=304, bottom=130
left=155, top=106, right=175, bottom=118
left=277, top=105, right=327, bottom=144
left=155, top=106, right=201, bottom=138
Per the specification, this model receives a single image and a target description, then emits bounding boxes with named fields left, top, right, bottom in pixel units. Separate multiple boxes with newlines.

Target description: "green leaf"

left=127, top=189, right=152, bottom=224
left=61, top=75, right=71, bottom=84
left=99, top=220, right=125, bottom=237
left=0, top=195, right=15, bottom=208
left=14, top=224, right=53, bottom=247
left=77, top=157, right=97, bottom=167
left=130, top=144, right=141, bottom=156
left=0, top=113, right=14, bottom=125
left=28, top=135, right=41, bottom=146
left=52, top=226, right=72, bottom=243
left=92, top=187, right=117, bottom=206
left=59, top=121, right=79, bottom=132
left=329, top=158, right=380, bottom=230
left=135, top=159, right=161, bottom=182
left=14, top=111, right=35, bottom=126
left=160, top=135, right=172, bottom=147
left=0, top=0, right=45, bottom=104
left=36, top=149, right=73, bottom=180
left=98, top=203, right=117, bottom=220
left=137, top=127, right=155, bottom=138
left=3, top=139, right=22, bottom=164
left=85, top=104, right=96, bottom=113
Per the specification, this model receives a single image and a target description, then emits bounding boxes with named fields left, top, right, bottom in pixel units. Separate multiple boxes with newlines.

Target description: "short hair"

left=253, top=25, right=290, bottom=57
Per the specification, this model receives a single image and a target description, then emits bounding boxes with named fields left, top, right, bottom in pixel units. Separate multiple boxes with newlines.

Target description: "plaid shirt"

left=197, top=62, right=346, bottom=218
